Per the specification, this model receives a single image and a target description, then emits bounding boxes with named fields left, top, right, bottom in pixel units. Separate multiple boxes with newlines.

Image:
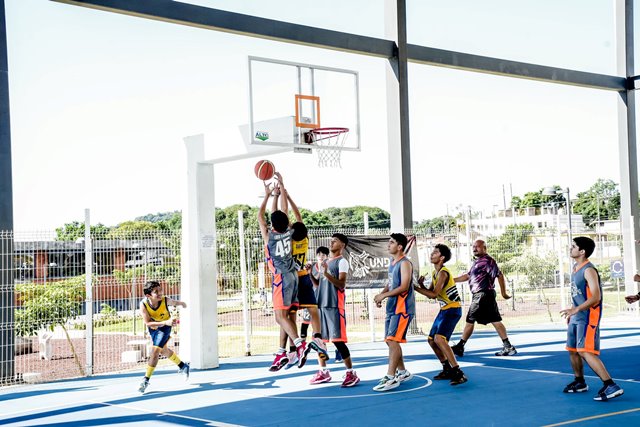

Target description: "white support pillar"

left=385, top=0, right=412, bottom=231
left=615, top=0, right=640, bottom=297
left=181, top=134, right=218, bottom=369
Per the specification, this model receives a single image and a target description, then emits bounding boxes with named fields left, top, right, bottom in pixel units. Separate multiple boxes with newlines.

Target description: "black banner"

left=344, top=235, right=420, bottom=289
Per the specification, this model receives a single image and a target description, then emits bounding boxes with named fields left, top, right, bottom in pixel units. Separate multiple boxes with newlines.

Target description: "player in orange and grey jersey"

left=560, top=237, right=623, bottom=401
left=372, top=233, right=416, bottom=392
left=258, top=180, right=310, bottom=372
left=308, top=233, right=360, bottom=387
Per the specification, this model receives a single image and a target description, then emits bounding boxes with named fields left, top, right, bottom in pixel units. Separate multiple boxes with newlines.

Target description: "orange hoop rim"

left=309, top=127, right=349, bottom=136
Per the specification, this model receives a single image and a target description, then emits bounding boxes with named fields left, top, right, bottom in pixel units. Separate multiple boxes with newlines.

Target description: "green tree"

left=415, top=216, right=457, bottom=233
left=55, top=221, right=111, bottom=241
left=572, top=179, right=621, bottom=227
left=15, top=276, right=87, bottom=375
left=107, top=221, right=159, bottom=239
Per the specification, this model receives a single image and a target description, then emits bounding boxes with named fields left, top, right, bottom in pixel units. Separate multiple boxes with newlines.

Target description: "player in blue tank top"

left=372, top=233, right=415, bottom=391
left=559, top=237, right=623, bottom=401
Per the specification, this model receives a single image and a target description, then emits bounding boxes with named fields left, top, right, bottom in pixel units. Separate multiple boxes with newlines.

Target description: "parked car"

left=125, top=251, right=164, bottom=268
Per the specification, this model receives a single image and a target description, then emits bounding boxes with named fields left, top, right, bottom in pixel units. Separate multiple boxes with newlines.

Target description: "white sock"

left=277, top=348, right=286, bottom=354
left=294, top=338, right=303, bottom=347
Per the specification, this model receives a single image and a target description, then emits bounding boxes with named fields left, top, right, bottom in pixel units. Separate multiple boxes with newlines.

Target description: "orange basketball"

left=254, top=160, right=275, bottom=181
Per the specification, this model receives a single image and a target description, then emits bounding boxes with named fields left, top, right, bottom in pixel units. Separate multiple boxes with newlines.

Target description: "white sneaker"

left=396, top=369, right=413, bottom=383
left=138, top=378, right=149, bottom=394
left=372, top=375, right=399, bottom=392
left=284, top=351, right=298, bottom=369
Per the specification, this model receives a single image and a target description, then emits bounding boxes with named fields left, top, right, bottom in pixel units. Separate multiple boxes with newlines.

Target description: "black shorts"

left=297, top=274, right=318, bottom=307
left=466, top=290, right=502, bottom=325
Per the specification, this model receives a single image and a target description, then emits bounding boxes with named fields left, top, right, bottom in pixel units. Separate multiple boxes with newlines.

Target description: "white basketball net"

left=306, top=127, right=349, bottom=168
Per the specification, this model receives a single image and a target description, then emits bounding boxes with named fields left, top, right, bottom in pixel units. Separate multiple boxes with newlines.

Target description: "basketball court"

left=2, top=318, right=639, bottom=426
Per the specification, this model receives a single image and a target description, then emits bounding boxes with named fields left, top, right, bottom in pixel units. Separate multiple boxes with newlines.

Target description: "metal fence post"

left=84, top=209, right=93, bottom=376
left=238, top=211, right=251, bottom=356
left=364, top=212, right=376, bottom=342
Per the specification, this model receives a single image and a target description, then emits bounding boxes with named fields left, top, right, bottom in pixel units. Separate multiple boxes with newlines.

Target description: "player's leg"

left=483, top=291, right=516, bottom=356
left=578, top=323, right=623, bottom=401
left=298, top=275, right=328, bottom=360
left=139, top=326, right=167, bottom=393
left=451, top=294, right=480, bottom=357
left=563, top=322, right=588, bottom=393
left=160, top=345, right=190, bottom=380
left=435, top=308, right=466, bottom=385
left=309, top=307, right=332, bottom=385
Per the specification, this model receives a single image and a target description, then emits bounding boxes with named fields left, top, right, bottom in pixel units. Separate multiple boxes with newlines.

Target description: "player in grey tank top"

left=559, top=237, right=623, bottom=401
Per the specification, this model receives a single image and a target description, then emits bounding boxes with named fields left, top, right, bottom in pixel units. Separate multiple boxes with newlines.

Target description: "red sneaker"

left=309, top=369, right=332, bottom=384
left=341, top=370, right=360, bottom=387
left=269, top=352, right=289, bottom=372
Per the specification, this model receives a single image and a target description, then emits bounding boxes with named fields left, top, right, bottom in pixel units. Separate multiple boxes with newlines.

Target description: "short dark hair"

left=390, top=233, right=408, bottom=250
left=291, top=221, right=308, bottom=241
left=573, top=236, right=596, bottom=258
left=316, top=246, right=329, bottom=256
left=332, top=233, right=348, bottom=246
left=434, top=244, right=452, bottom=263
left=143, top=280, right=161, bottom=296
left=270, top=210, right=289, bottom=233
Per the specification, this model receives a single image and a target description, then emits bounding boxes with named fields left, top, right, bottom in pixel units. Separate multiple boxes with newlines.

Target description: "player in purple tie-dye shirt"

left=450, top=240, right=517, bottom=357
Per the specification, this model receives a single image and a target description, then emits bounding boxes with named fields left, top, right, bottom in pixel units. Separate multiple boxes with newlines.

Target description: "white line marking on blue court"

left=239, top=375, right=433, bottom=399
left=87, top=400, right=246, bottom=427
left=479, top=365, right=640, bottom=384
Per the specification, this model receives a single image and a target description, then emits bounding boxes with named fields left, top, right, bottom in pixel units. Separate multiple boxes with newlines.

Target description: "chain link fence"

left=0, top=223, right=635, bottom=386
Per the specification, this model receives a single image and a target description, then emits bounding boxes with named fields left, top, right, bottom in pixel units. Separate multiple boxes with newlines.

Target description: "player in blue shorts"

left=137, top=280, right=189, bottom=394
left=560, top=237, right=623, bottom=401
left=416, top=244, right=467, bottom=385
left=373, top=233, right=416, bottom=391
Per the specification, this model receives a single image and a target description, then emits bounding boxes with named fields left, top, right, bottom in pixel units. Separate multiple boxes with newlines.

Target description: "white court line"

left=0, top=401, right=98, bottom=419
left=239, top=375, right=433, bottom=399
left=87, top=400, right=245, bottom=427
left=479, top=365, right=640, bottom=384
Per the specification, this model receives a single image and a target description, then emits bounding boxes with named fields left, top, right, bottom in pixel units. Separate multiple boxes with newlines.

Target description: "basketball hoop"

left=304, top=127, right=349, bottom=168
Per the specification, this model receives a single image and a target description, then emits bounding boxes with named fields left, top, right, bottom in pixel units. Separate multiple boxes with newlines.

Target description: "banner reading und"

left=343, top=235, right=420, bottom=289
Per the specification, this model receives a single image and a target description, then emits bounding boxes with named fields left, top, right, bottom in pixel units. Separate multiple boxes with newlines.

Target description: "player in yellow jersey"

left=416, top=244, right=467, bottom=385
left=138, top=280, right=189, bottom=393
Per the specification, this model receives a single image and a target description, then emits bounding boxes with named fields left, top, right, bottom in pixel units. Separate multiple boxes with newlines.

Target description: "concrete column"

left=385, top=0, right=413, bottom=231
left=181, top=134, right=218, bottom=369
left=616, top=0, right=640, bottom=296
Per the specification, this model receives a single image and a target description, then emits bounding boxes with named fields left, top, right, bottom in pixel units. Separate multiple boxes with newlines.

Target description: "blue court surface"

left=1, top=318, right=639, bottom=427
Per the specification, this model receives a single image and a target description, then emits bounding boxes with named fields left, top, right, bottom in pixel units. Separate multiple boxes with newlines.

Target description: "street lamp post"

left=543, top=186, right=572, bottom=310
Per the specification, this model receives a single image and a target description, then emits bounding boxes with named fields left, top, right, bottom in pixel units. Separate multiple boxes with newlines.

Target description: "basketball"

left=254, top=160, right=275, bottom=181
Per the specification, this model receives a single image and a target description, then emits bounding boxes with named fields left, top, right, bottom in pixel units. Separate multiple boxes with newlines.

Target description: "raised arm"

left=286, top=190, right=302, bottom=223
left=274, top=172, right=289, bottom=216
left=258, top=183, right=272, bottom=243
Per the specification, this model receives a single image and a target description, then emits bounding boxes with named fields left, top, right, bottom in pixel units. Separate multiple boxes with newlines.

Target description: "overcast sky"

left=6, top=0, right=635, bottom=230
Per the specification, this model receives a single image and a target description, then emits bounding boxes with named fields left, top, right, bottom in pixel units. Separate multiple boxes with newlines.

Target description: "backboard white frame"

left=248, top=56, right=361, bottom=151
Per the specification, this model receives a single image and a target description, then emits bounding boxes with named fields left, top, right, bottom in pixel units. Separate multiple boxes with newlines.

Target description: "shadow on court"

left=1, top=322, right=639, bottom=426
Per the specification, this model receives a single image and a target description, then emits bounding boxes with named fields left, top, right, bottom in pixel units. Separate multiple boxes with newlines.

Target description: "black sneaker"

left=593, top=383, right=623, bottom=401
left=451, top=343, right=464, bottom=357
left=563, top=380, right=588, bottom=393
left=433, top=369, right=453, bottom=380
left=450, top=369, right=468, bottom=386
left=495, top=346, right=517, bottom=356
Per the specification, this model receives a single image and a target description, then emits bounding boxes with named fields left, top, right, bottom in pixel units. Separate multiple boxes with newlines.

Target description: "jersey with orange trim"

left=316, top=256, right=348, bottom=309
left=141, top=296, right=171, bottom=329
left=431, top=266, right=461, bottom=310
left=292, top=237, right=309, bottom=277
left=570, top=260, right=602, bottom=324
left=386, top=256, right=416, bottom=315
